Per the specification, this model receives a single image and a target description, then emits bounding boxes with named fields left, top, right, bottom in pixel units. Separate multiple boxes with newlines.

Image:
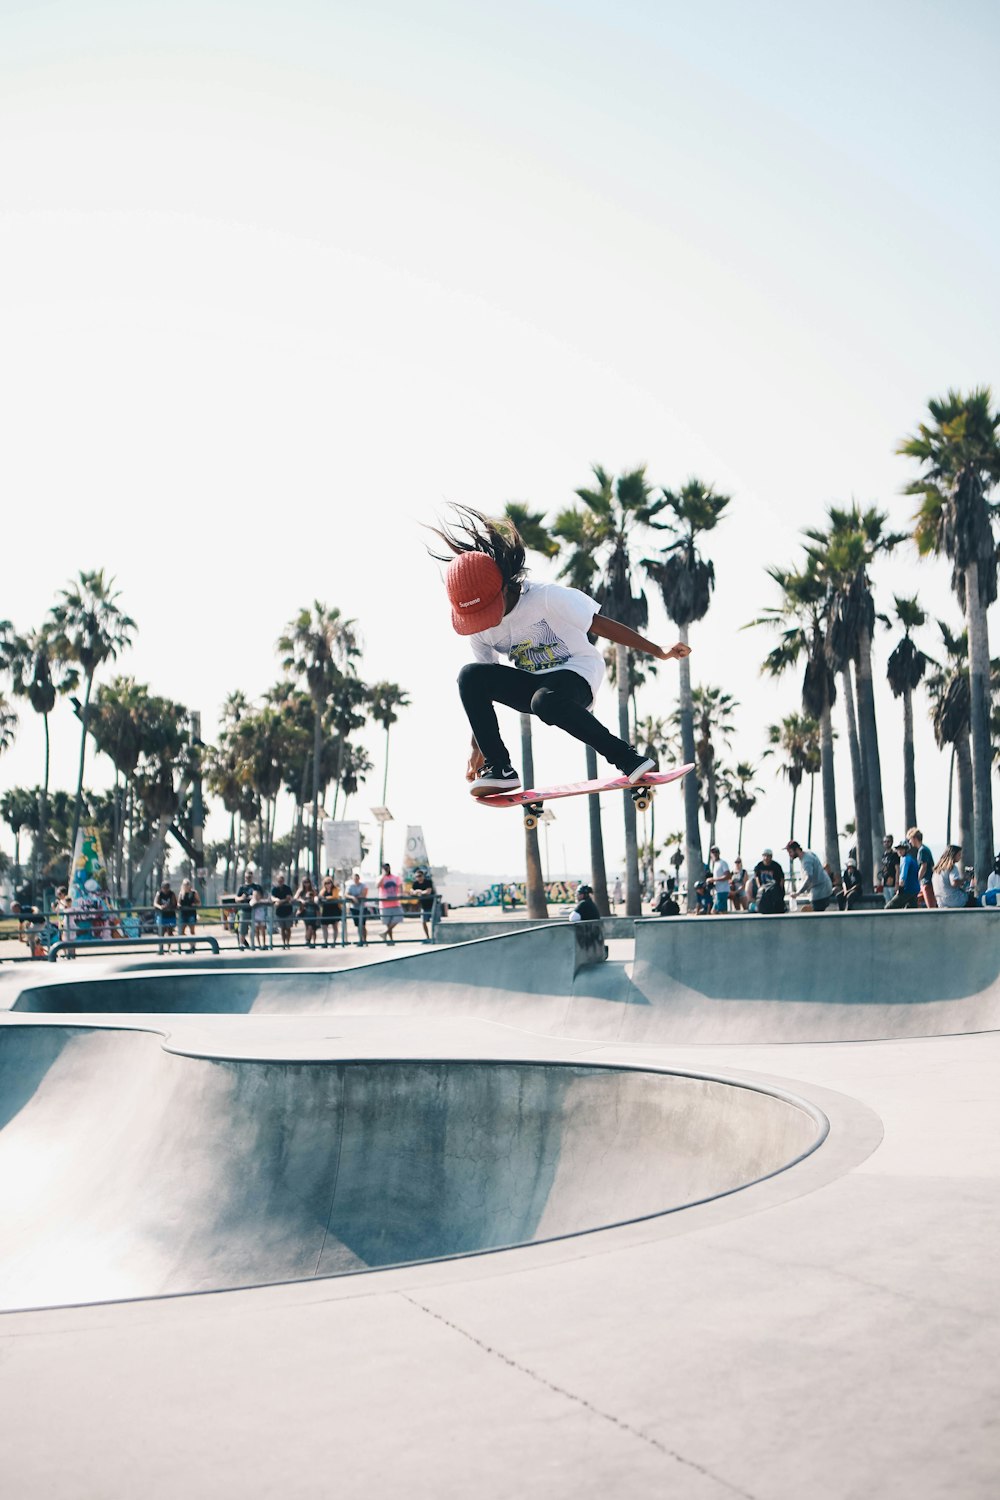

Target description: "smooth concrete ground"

left=0, top=915, right=997, bottom=1499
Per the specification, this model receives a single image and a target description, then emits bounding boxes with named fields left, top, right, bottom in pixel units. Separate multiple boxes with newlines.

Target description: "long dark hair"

left=426, top=505, right=526, bottom=590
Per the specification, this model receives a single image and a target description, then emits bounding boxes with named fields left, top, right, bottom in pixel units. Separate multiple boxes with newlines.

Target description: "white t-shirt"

left=469, top=581, right=604, bottom=699
left=712, top=859, right=731, bottom=895
left=932, top=868, right=968, bottom=909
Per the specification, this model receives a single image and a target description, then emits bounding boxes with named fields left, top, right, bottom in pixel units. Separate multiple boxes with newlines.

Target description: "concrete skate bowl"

left=0, top=1026, right=825, bottom=1311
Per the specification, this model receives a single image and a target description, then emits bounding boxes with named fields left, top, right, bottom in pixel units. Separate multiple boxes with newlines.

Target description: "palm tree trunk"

left=70, top=673, right=94, bottom=860
left=378, top=724, right=391, bottom=870
left=616, top=643, right=641, bottom=916
left=807, top=772, right=815, bottom=849
left=677, top=625, right=702, bottom=912
left=856, top=626, right=886, bottom=871
left=584, top=743, right=610, bottom=917
left=841, top=667, right=872, bottom=887
left=311, top=705, right=322, bottom=880
left=819, top=703, right=840, bottom=875
left=789, top=781, right=798, bottom=843
left=956, top=731, right=974, bottom=862
left=520, top=713, right=548, bottom=920
left=946, top=745, right=955, bottom=844
left=39, top=713, right=51, bottom=894
left=902, top=685, right=917, bottom=831
left=964, top=560, right=995, bottom=889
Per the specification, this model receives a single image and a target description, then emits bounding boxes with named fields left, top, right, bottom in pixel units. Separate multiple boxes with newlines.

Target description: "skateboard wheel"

left=524, top=814, right=538, bottom=831
left=633, top=796, right=650, bottom=811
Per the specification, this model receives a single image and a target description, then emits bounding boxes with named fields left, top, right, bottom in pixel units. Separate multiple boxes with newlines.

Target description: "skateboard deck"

left=475, top=764, right=694, bottom=824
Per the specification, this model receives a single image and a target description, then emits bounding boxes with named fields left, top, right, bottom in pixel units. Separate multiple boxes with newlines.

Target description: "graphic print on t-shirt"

left=509, top=621, right=570, bottom=673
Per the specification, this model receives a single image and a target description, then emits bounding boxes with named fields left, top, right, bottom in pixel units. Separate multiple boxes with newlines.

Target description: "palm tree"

left=686, top=685, right=737, bottom=851
left=550, top=502, right=611, bottom=915
left=278, top=605, right=360, bottom=878
left=767, top=713, right=819, bottom=845
left=565, top=466, right=667, bottom=917
left=504, top=503, right=561, bottom=920
left=644, top=479, right=731, bottom=910
left=368, top=682, right=411, bottom=871
left=49, top=570, right=135, bottom=861
left=721, top=760, right=764, bottom=857
left=749, top=563, right=840, bottom=874
left=885, top=597, right=932, bottom=831
left=806, top=505, right=903, bottom=884
left=927, top=623, right=974, bottom=856
left=899, top=388, right=1000, bottom=887
left=0, top=786, right=34, bottom=880
left=1, top=623, right=77, bottom=886
left=0, top=693, right=18, bottom=760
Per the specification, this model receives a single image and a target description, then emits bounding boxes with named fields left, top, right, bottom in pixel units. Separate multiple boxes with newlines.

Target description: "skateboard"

left=474, top=764, right=694, bottom=829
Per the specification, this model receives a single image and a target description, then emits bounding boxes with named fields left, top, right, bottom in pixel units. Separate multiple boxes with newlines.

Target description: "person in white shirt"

left=431, top=508, right=690, bottom=795
left=709, top=845, right=731, bottom=913
left=931, top=845, right=970, bottom=909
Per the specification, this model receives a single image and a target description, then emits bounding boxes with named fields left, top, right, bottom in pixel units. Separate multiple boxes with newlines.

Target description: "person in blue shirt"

left=887, top=842, right=921, bottom=909
left=907, top=827, right=936, bottom=907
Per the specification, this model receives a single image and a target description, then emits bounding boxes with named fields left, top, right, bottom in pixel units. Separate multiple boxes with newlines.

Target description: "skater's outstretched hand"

left=654, top=642, right=691, bottom=661
left=466, top=741, right=485, bottom=782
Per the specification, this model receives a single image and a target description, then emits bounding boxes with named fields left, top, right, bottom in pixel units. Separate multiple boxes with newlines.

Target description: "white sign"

left=322, top=820, right=362, bottom=870
left=403, top=825, right=429, bottom=873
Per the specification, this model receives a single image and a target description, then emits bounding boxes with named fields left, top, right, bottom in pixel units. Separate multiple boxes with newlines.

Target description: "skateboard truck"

left=522, top=800, right=544, bottom=831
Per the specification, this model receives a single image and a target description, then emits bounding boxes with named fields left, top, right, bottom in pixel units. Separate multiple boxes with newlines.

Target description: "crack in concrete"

left=402, top=1293, right=757, bottom=1499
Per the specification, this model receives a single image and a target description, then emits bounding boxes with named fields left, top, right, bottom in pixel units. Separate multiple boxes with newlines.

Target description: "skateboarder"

left=430, top=507, right=690, bottom=794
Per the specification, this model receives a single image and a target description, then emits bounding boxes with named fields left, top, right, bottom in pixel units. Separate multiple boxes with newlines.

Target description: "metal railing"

left=48, top=935, right=220, bottom=961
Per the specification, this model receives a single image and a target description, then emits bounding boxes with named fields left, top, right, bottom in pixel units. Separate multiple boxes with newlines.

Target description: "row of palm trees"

left=496, top=387, right=998, bottom=914
left=0, top=587, right=410, bottom=895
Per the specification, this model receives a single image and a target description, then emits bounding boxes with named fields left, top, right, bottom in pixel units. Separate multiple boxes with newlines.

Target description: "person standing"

left=410, top=866, right=436, bottom=941
left=378, top=863, right=404, bottom=944
left=271, top=871, right=295, bottom=949
left=234, top=866, right=262, bottom=950
left=710, top=847, right=731, bottom=913
left=178, top=878, right=199, bottom=952
left=250, top=887, right=271, bottom=950
left=887, top=842, right=920, bottom=909
left=318, top=875, right=342, bottom=948
left=346, top=870, right=368, bottom=946
left=908, top=828, right=937, bottom=908
left=294, top=876, right=319, bottom=948
left=153, top=880, right=179, bottom=954
left=878, top=835, right=900, bottom=906
left=784, top=840, right=833, bottom=912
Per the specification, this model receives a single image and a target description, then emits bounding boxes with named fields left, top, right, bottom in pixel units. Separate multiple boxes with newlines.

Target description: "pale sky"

left=1, top=0, right=998, bottom=882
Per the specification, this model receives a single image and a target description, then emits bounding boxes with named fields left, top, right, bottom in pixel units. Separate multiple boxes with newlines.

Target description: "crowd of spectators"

left=648, top=828, right=1000, bottom=915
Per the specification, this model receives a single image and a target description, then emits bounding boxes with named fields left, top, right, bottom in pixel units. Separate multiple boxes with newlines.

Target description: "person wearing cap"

left=570, top=883, right=602, bottom=923
left=410, top=866, right=436, bottom=940
left=784, top=839, right=833, bottom=912
left=886, top=841, right=920, bottom=909
left=750, top=848, right=784, bottom=912
left=429, top=506, right=690, bottom=795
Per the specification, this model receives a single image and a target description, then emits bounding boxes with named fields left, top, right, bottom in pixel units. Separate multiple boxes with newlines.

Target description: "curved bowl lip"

left=0, top=1029, right=833, bottom=1315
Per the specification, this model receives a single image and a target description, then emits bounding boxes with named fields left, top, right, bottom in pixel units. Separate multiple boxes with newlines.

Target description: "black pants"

left=458, top=663, right=629, bottom=770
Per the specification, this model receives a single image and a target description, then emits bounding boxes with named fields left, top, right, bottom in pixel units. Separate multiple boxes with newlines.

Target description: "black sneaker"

left=472, top=763, right=521, bottom=794
left=619, top=748, right=657, bottom=784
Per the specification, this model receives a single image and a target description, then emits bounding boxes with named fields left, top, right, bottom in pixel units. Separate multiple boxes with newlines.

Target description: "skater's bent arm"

left=590, top=614, right=691, bottom=661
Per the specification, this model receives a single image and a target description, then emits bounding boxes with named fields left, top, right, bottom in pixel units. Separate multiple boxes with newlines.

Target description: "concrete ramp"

left=0, top=1025, right=821, bottom=1309
left=628, top=910, right=1000, bottom=1043
left=5, top=922, right=608, bottom=1023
